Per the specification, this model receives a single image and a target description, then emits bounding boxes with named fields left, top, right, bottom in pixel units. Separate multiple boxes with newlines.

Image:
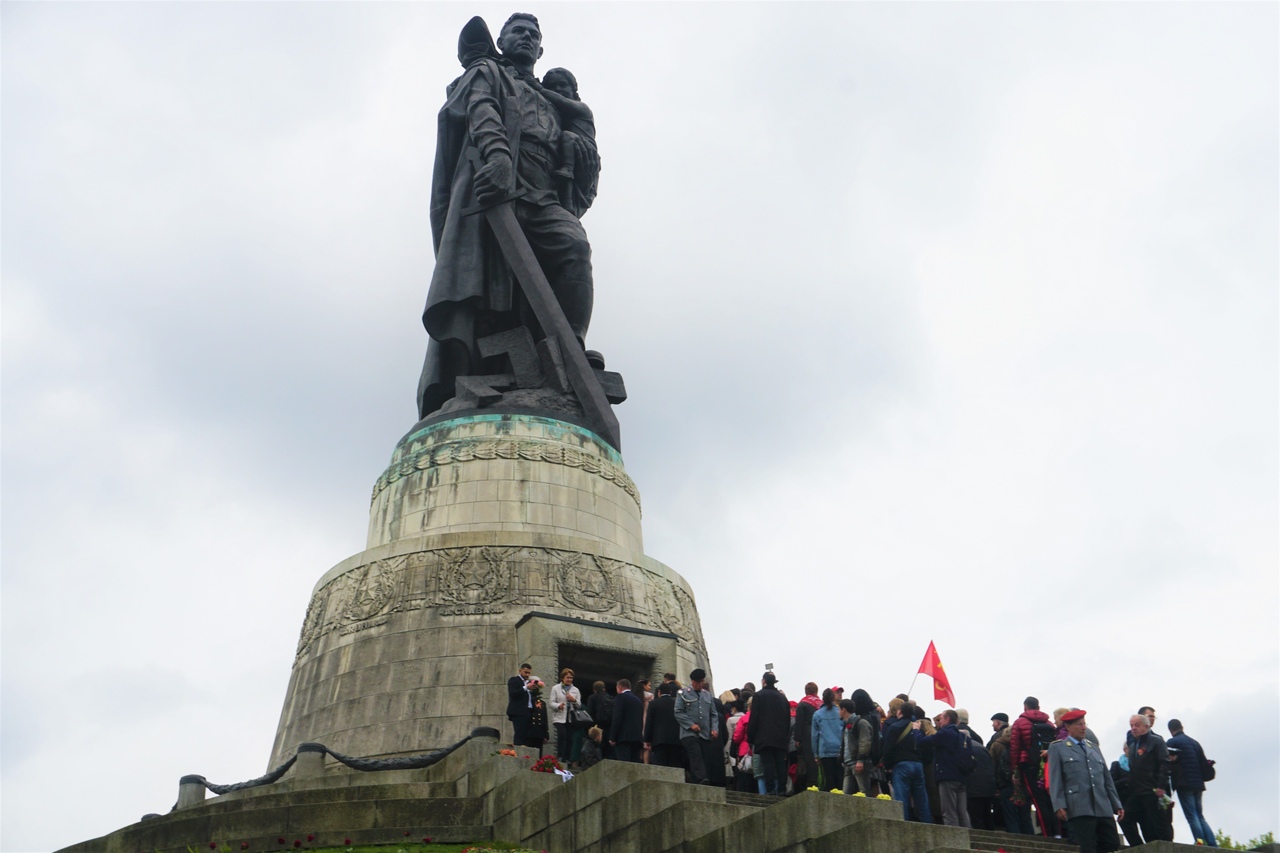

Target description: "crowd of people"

left=505, top=665, right=1218, bottom=851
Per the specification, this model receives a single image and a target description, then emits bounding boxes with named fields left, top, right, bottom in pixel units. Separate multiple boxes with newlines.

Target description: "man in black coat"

left=746, top=671, right=791, bottom=795
left=506, top=662, right=533, bottom=746
left=645, top=682, right=685, bottom=768
left=610, top=678, right=645, bottom=762
left=793, top=682, right=820, bottom=792
left=964, top=731, right=999, bottom=829
left=1124, top=714, right=1173, bottom=843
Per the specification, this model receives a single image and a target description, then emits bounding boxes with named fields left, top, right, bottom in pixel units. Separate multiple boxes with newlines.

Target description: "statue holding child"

left=416, top=13, right=607, bottom=423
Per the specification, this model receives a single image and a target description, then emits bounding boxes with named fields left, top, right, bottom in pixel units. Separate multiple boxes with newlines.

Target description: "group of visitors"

left=505, top=663, right=663, bottom=770
left=505, top=666, right=1217, bottom=850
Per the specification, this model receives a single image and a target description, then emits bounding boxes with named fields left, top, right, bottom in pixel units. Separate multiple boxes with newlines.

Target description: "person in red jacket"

left=1010, top=696, right=1059, bottom=837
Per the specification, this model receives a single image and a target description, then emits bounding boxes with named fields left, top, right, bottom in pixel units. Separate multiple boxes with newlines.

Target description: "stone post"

left=294, top=743, right=327, bottom=779
left=176, top=775, right=206, bottom=809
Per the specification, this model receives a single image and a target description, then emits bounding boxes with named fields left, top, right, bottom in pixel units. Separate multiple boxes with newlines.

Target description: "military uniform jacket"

left=673, top=687, right=716, bottom=741
left=1048, top=736, right=1123, bottom=818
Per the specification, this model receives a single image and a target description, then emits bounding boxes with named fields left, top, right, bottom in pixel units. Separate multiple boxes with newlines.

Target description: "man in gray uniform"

left=673, top=668, right=719, bottom=785
left=1048, top=709, right=1124, bottom=853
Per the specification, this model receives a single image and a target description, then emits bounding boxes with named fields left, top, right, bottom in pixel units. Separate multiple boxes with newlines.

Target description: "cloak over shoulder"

left=416, top=56, right=522, bottom=419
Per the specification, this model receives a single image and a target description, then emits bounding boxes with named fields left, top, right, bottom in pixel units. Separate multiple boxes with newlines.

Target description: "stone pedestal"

left=268, top=414, right=710, bottom=769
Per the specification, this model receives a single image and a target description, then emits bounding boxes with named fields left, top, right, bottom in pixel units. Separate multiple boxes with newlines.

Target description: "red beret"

left=1062, top=709, right=1087, bottom=723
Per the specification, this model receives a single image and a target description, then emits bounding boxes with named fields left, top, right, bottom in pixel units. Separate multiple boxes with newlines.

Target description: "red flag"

left=917, top=641, right=955, bottom=707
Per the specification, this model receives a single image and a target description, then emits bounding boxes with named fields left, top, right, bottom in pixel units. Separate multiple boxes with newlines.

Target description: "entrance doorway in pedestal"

left=514, top=611, right=681, bottom=701
left=557, top=643, right=655, bottom=695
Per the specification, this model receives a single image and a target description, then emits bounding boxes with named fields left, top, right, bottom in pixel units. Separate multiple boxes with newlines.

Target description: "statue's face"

left=498, top=18, right=543, bottom=65
left=543, top=73, right=575, bottom=100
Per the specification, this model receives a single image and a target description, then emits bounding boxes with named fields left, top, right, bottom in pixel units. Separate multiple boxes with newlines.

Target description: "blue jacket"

left=1167, top=732, right=1207, bottom=791
left=914, top=724, right=970, bottom=782
left=811, top=705, right=843, bottom=759
left=882, top=716, right=922, bottom=766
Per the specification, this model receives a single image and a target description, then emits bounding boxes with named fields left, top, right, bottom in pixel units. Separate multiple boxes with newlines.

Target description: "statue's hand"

left=474, top=153, right=513, bottom=205
left=572, top=136, right=599, bottom=176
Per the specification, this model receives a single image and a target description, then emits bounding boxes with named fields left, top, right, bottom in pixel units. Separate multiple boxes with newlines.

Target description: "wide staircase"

left=58, top=738, right=1207, bottom=853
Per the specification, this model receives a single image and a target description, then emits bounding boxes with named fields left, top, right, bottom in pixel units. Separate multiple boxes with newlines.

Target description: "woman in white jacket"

left=550, top=668, right=582, bottom=764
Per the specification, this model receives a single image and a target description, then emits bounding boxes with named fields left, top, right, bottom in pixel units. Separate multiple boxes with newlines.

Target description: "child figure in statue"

left=538, top=67, right=599, bottom=216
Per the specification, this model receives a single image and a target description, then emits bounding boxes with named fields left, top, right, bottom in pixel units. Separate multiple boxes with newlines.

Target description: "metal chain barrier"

left=178, top=727, right=499, bottom=795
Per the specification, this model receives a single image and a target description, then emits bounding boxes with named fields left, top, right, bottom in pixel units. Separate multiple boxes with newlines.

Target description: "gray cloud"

left=3, top=3, right=1277, bottom=850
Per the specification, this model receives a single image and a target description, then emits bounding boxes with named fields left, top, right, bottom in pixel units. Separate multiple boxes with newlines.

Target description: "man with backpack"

left=882, top=702, right=931, bottom=822
left=840, top=690, right=880, bottom=794
left=1010, top=696, right=1060, bottom=836
left=1167, top=719, right=1217, bottom=846
left=913, top=708, right=975, bottom=827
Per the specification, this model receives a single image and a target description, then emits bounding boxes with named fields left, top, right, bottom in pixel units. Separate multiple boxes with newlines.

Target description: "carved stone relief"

left=293, top=546, right=705, bottom=663
left=438, top=546, right=516, bottom=606
left=548, top=549, right=616, bottom=612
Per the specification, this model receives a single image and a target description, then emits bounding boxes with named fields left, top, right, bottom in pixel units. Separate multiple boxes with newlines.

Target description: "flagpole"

left=904, top=672, right=921, bottom=701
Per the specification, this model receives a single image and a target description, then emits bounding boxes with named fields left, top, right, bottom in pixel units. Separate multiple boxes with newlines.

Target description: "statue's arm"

left=538, top=87, right=593, bottom=123
left=465, top=68, right=510, bottom=163
left=463, top=66, right=514, bottom=202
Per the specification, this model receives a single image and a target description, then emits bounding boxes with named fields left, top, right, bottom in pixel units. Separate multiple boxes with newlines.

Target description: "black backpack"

left=1201, top=750, right=1217, bottom=782
left=1030, top=720, right=1058, bottom=756
left=861, top=713, right=883, bottom=763
left=594, top=693, right=614, bottom=727
left=954, top=731, right=978, bottom=776
left=994, top=740, right=1013, bottom=785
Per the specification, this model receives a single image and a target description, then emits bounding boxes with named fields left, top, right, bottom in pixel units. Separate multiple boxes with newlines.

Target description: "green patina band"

left=373, top=413, right=639, bottom=511
left=397, top=413, right=623, bottom=466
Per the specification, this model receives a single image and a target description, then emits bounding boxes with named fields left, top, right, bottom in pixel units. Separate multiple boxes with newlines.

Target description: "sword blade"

left=482, top=202, right=622, bottom=450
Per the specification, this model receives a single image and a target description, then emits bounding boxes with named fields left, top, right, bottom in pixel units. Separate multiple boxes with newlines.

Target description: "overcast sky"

left=3, top=3, right=1277, bottom=851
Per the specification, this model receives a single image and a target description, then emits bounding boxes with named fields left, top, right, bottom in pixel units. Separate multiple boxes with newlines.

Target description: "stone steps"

left=969, top=828, right=1079, bottom=853
left=60, top=797, right=486, bottom=853
left=723, top=790, right=784, bottom=809
left=59, top=735, right=1205, bottom=853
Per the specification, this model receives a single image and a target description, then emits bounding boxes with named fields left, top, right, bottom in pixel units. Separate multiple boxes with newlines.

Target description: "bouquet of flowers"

left=531, top=754, right=564, bottom=774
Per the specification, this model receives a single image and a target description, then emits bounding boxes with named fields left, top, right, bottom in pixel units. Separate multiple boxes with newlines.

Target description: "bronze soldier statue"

left=416, top=13, right=609, bottom=430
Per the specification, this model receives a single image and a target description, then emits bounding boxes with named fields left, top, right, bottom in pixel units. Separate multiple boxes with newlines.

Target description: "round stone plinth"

left=267, top=530, right=710, bottom=769
left=367, top=414, right=643, bottom=554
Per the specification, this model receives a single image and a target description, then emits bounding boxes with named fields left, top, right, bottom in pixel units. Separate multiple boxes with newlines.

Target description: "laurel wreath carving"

left=293, top=545, right=705, bottom=663
left=370, top=437, right=640, bottom=513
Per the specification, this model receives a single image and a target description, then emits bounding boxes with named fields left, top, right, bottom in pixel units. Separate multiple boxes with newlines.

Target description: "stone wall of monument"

left=367, top=415, right=643, bottom=553
left=268, top=415, right=710, bottom=770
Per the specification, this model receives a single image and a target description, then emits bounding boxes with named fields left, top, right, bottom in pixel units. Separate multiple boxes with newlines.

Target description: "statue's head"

left=542, top=67, right=578, bottom=100
left=497, top=13, right=543, bottom=66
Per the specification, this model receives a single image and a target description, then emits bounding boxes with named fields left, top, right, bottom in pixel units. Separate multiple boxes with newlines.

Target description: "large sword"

left=464, top=172, right=621, bottom=450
